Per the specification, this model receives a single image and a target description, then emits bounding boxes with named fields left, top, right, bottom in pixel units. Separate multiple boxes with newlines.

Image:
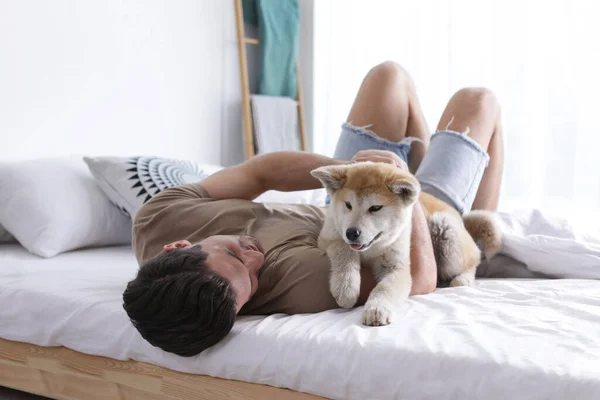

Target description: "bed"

left=2, top=242, right=600, bottom=400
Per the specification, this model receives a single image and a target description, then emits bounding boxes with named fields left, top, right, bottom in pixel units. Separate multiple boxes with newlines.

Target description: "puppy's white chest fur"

left=364, top=229, right=411, bottom=279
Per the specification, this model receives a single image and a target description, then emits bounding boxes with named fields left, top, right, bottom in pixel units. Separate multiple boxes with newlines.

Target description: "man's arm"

left=199, top=151, right=344, bottom=200
left=408, top=202, right=437, bottom=294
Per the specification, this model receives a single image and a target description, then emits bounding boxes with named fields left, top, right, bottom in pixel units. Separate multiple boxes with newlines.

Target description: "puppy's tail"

left=462, top=210, right=503, bottom=259
left=428, top=212, right=463, bottom=282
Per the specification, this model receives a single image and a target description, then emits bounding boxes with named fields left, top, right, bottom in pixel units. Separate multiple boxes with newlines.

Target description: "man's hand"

left=350, top=150, right=409, bottom=172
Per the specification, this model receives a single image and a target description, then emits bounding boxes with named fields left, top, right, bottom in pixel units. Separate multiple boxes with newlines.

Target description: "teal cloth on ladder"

left=242, top=0, right=299, bottom=99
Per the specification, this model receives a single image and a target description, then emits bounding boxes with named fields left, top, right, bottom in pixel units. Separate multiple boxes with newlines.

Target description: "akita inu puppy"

left=311, top=162, right=501, bottom=326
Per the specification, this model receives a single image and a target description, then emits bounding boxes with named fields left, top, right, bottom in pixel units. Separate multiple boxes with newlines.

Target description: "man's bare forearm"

left=198, top=151, right=345, bottom=200
left=248, top=151, right=345, bottom=192
left=409, top=202, right=437, bottom=294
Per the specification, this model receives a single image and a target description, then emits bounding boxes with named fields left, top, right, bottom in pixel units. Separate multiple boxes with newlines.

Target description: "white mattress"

left=2, top=243, right=600, bottom=400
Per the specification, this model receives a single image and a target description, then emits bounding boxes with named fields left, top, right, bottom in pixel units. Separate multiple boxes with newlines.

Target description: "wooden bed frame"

left=0, top=338, right=321, bottom=400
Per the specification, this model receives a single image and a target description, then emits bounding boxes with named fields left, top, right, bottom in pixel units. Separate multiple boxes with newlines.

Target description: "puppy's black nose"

left=346, top=228, right=361, bottom=241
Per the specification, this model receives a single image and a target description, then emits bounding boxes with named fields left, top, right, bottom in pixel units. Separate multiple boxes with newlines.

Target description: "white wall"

left=0, top=0, right=236, bottom=165
left=0, top=0, right=314, bottom=166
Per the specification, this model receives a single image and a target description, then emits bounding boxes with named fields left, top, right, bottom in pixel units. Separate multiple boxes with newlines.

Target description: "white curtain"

left=313, top=0, right=600, bottom=228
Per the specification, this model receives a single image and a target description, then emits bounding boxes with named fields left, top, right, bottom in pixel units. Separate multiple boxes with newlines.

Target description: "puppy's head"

left=311, top=162, right=420, bottom=252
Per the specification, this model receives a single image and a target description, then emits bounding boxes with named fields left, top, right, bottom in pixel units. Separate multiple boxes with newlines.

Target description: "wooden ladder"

left=234, top=0, right=307, bottom=160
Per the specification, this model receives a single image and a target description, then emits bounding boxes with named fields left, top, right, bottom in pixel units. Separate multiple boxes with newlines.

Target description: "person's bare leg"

left=436, top=88, right=504, bottom=211
left=346, top=61, right=430, bottom=173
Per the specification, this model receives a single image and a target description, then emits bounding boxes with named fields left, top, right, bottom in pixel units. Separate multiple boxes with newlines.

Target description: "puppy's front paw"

left=449, top=274, right=474, bottom=287
left=330, top=274, right=360, bottom=309
left=362, top=303, right=392, bottom=326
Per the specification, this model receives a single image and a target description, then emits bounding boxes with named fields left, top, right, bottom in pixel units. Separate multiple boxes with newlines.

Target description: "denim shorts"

left=332, top=123, right=490, bottom=214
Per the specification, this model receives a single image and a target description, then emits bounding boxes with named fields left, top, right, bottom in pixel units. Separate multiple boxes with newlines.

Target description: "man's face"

left=163, top=235, right=264, bottom=312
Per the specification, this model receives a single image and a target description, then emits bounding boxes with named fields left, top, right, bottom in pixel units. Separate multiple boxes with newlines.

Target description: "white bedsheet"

left=496, top=209, right=600, bottom=279
left=1, top=241, right=600, bottom=400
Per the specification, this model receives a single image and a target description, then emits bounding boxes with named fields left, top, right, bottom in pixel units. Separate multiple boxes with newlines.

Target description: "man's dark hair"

left=123, top=246, right=237, bottom=357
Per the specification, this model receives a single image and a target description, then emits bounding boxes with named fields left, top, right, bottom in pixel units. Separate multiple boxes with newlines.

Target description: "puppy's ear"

left=388, top=176, right=420, bottom=204
left=310, top=165, right=347, bottom=192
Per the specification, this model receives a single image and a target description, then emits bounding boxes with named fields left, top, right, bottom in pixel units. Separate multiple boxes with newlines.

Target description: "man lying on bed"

left=123, top=62, right=504, bottom=357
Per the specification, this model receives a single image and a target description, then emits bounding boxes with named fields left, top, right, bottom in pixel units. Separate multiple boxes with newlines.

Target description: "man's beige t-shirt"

left=132, top=184, right=338, bottom=315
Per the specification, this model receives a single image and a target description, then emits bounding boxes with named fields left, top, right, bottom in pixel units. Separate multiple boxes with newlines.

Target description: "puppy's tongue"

left=350, top=244, right=364, bottom=250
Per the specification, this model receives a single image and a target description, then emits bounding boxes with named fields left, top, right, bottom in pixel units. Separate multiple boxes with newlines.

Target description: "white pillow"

left=0, top=157, right=132, bottom=258
left=84, top=156, right=223, bottom=219
left=0, top=224, right=15, bottom=243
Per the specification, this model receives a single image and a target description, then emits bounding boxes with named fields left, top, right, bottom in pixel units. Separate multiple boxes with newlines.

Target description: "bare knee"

left=366, top=61, right=415, bottom=92
left=451, top=87, right=501, bottom=117
left=438, top=87, right=501, bottom=148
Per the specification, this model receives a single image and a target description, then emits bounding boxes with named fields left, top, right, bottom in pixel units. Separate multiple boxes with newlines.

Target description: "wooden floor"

left=0, top=338, right=322, bottom=400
